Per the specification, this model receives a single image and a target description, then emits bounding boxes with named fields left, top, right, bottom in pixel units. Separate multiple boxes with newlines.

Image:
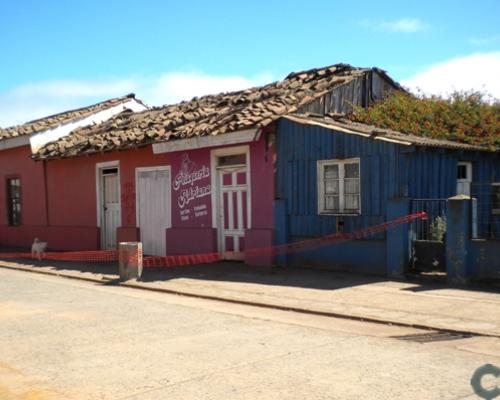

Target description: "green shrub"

left=429, top=216, right=447, bottom=242
left=351, top=91, right=500, bottom=149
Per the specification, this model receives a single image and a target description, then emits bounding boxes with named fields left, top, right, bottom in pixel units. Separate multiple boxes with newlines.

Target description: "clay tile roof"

left=35, top=63, right=394, bottom=160
left=1, top=93, right=140, bottom=140
left=284, top=113, right=496, bottom=152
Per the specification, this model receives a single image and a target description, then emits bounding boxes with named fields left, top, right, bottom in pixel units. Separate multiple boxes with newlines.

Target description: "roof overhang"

left=283, top=115, right=494, bottom=152
left=283, top=115, right=413, bottom=146
left=0, top=135, right=30, bottom=151
left=153, top=127, right=261, bottom=154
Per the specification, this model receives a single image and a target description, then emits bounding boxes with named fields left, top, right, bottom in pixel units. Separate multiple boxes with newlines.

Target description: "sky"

left=0, top=0, right=499, bottom=127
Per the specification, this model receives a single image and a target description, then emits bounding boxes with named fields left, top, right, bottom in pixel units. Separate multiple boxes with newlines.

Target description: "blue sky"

left=1, top=0, right=499, bottom=126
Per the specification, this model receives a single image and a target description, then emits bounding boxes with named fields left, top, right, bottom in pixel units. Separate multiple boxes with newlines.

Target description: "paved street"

left=1, top=267, right=499, bottom=400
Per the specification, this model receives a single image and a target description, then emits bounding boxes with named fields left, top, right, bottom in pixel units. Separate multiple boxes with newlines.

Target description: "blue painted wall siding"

left=406, top=148, right=500, bottom=238
left=275, top=119, right=405, bottom=240
left=275, top=118, right=500, bottom=273
left=407, top=148, right=500, bottom=199
left=287, top=240, right=386, bottom=275
left=469, top=240, right=500, bottom=280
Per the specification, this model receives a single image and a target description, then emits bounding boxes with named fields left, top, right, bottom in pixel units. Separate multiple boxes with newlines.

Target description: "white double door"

left=136, top=167, right=171, bottom=256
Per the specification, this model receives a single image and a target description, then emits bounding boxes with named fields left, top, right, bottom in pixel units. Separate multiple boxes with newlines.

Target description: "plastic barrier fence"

left=0, top=212, right=427, bottom=268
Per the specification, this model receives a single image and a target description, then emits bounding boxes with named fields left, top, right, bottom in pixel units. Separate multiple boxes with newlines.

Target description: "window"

left=6, top=178, right=22, bottom=226
left=317, top=158, right=360, bottom=214
left=493, top=183, right=500, bottom=215
left=218, top=154, right=246, bottom=167
left=456, top=161, right=472, bottom=196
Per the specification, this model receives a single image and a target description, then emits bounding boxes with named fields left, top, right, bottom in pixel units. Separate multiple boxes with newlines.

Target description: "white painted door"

left=101, top=171, right=120, bottom=249
left=136, top=168, right=171, bottom=256
left=457, top=161, right=472, bottom=196
left=218, top=166, right=248, bottom=259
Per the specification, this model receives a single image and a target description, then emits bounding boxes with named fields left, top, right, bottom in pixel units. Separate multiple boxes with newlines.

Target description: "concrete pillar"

left=119, top=242, right=143, bottom=281
left=386, top=198, right=410, bottom=278
left=446, top=195, right=471, bottom=285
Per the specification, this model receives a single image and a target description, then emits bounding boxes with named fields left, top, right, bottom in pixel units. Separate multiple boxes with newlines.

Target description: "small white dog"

left=31, top=238, right=48, bottom=261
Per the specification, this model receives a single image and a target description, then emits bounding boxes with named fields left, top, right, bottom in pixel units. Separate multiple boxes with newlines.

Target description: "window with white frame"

left=317, top=158, right=361, bottom=214
left=456, top=161, right=472, bottom=196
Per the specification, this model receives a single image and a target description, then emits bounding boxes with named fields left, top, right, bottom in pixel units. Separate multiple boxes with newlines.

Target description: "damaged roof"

left=1, top=93, right=141, bottom=140
left=284, top=113, right=496, bottom=152
left=34, top=63, right=400, bottom=159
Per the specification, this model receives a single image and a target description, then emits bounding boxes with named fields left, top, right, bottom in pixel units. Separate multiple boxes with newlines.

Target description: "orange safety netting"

left=0, top=212, right=427, bottom=268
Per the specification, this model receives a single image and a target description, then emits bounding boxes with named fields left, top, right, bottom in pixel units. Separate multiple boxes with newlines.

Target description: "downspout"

left=43, top=160, right=50, bottom=226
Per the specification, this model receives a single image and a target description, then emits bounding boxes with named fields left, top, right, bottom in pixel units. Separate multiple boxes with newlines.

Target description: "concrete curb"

left=2, top=263, right=499, bottom=339
left=0, top=263, right=115, bottom=284
left=120, top=281, right=500, bottom=339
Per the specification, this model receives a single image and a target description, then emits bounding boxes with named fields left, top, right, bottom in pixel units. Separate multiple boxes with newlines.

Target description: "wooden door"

left=101, top=169, right=120, bottom=249
left=136, top=167, right=171, bottom=256
left=218, top=166, right=248, bottom=259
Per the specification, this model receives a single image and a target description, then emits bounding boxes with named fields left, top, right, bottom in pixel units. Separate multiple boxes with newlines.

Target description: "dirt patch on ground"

left=0, top=301, right=90, bottom=322
left=0, top=362, right=63, bottom=400
left=0, top=302, right=44, bottom=319
left=0, top=386, right=59, bottom=400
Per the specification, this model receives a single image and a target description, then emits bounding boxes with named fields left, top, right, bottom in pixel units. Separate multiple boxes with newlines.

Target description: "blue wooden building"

left=273, top=114, right=500, bottom=283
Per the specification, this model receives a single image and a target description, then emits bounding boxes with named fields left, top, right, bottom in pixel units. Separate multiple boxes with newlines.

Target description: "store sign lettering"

left=173, top=153, right=211, bottom=212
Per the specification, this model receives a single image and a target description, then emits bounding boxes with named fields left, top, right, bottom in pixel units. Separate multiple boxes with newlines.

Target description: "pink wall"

left=167, top=132, right=275, bottom=262
left=0, top=132, right=276, bottom=263
left=0, top=146, right=47, bottom=226
left=170, top=149, right=212, bottom=228
left=0, top=145, right=49, bottom=248
left=246, top=128, right=275, bottom=265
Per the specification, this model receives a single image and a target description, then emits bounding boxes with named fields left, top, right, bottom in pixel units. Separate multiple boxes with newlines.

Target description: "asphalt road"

left=0, top=268, right=499, bottom=400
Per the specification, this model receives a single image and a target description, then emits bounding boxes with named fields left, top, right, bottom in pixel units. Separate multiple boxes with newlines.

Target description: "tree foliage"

left=351, top=91, right=500, bottom=150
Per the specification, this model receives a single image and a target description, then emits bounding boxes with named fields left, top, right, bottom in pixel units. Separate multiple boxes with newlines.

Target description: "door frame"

left=210, top=145, right=251, bottom=255
left=135, top=166, right=172, bottom=254
left=95, top=160, right=121, bottom=249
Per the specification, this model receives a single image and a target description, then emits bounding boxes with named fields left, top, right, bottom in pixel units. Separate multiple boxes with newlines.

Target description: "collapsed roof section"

left=34, top=63, right=401, bottom=159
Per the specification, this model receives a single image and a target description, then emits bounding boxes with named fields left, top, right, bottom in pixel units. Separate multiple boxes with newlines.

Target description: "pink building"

left=2, top=64, right=400, bottom=266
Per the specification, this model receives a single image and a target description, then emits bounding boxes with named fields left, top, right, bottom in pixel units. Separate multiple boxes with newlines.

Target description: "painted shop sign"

left=172, top=152, right=211, bottom=226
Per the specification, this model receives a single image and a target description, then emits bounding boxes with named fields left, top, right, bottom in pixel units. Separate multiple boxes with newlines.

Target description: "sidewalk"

left=1, top=258, right=499, bottom=337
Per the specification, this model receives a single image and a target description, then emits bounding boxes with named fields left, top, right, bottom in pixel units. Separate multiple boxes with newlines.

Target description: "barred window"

left=317, top=158, right=360, bottom=214
left=7, top=178, right=22, bottom=226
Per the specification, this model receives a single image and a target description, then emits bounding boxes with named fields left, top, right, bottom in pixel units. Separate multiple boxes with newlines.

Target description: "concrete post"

left=386, top=198, right=410, bottom=278
left=446, top=195, right=471, bottom=285
left=119, top=242, right=143, bottom=281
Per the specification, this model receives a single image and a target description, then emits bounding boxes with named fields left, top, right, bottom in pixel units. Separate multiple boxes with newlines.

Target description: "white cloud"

left=0, top=71, right=274, bottom=127
left=468, top=35, right=500, bottom=46
left=380, top=18, right=429, bottom=33
left=0, top=79, right=139, bottom=127
left=9, top=79, right=139, bottom=98
left=360, top=18, right=429, bottom=33
left=146, top=72, right=273, bottom=106
left=401, top=52, right=500, bottom=99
